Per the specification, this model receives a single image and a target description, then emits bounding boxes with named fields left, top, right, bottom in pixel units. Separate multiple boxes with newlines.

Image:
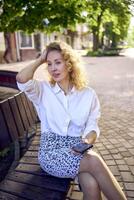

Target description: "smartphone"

left=72, top=143, right=93, bottom=154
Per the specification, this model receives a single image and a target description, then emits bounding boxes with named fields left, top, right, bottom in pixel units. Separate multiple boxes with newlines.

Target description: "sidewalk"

left=0, top=54, right=134, bottom=199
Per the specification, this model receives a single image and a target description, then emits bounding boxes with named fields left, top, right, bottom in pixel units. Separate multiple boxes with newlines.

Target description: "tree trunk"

left=3, top=32, right=12, bottom=63
left=92, top=30, right=99, bottom=51
left=92, top=9, right=105, bottom=51
left=111, top=33, right=117, bottom=48
left=100, top=32, right=104, bottom=49
left=66, top=29, right=77, bottom=48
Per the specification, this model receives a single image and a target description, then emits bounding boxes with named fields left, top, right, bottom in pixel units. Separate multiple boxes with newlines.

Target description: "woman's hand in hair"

left=39, top=49, right=47, bottom=64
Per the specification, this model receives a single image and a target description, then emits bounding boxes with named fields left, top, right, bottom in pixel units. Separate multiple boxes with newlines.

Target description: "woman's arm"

left=82, top=90, right=101, bottom=144
left=16, top=51, right=46, bottom=83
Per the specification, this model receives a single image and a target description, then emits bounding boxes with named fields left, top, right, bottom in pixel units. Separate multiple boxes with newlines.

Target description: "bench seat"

left=0, top=139, right=72, bottom=200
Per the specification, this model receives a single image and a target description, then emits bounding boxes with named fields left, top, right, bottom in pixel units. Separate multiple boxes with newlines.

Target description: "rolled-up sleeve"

left=17, top=79, right=42, bottom=105
left=83, top=91, right=101, bottom=138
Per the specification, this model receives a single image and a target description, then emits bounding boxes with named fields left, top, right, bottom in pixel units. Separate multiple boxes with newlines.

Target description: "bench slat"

left=6, top=171, right=71, bottom=192
left=25, top=95, right=39, bottom=123
left=14, top=94, right=29, bottom=131
left=15, top=163, right=45, bottom=175
left=0, top=109, right=11, bottom=150
left=24, top=151, right=38, bottom=157
left=30, top=140, right=40, bottom=145
left=20, top=93, right=34, bottom=127
left=19, top=156, right=38, bottom=165
left=0, top=100, right=18, bottom=141
left=28, top=145, right=39, bottom=151
left=0, top=191, right=25, bottom=200
left=8, top=97, right=26, bottom=138
left=0, top=179, right=66, bottom=200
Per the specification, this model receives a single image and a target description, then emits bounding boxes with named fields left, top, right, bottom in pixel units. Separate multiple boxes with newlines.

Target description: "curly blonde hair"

left=46, top=41, right=88, bottom=90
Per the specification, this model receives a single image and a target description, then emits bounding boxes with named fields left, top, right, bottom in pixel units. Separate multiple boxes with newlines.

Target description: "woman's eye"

left=56, top=62, right=61, bottom=65
left=47, top=63, right=51, bottom=66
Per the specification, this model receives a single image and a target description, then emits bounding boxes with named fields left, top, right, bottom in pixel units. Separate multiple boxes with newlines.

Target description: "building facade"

left=0, top=25, right=91, bottom=63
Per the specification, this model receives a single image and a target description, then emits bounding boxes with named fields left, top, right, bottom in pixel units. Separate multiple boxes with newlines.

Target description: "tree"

left=102, top=10, right=130, bottom=48
left=85, top=0, right=133, bottom=51
left=0, top=0, right=86, bottom=33
left=0, top=0, right=133, bottom=52
left=126, top=25, right=134, bottom=47
left=0, top=0, right=87, bottom=62
left=3, top=32, right=12, bottom=62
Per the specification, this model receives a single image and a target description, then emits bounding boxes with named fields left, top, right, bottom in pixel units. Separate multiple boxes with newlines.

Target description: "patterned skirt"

left=38, top=131, right=83, bottom=178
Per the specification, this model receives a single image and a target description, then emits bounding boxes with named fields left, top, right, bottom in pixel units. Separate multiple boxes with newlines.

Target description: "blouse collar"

left=52, top=82, right=76, bottom=94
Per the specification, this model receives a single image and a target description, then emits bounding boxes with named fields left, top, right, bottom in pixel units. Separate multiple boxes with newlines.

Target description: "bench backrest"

left=0, top=92, right=38, bottom=153
left=0, top=107, right=11, bottom=149
left=0, top=99, right=18, bottom=141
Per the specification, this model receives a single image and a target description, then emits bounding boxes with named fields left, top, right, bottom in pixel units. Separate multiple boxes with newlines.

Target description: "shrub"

left=87, top=48, right=122, bottom=57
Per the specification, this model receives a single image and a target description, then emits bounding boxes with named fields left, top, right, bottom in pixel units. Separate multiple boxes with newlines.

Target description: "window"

left=0, top=32, right=5, bottom=51
left=19, top=32, right=34, bottom=49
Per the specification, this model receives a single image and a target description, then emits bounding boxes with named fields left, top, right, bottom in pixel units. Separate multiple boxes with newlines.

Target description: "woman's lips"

left=52, top=73, right=60, bottom=78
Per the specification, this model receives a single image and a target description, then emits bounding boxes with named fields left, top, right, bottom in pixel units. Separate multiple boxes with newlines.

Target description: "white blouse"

left=17, top=80, right=100, bottom=138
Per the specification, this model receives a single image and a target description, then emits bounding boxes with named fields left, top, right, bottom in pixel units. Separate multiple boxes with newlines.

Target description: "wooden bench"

left=0, top=71, right=73, bottom=200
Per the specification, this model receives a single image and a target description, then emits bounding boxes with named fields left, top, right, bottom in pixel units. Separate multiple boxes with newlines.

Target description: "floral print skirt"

left=38, top=131, right=83, bottom=178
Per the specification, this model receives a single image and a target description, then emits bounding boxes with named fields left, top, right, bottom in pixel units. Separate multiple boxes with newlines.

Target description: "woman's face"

left=46, top=50, right=69, bottom=84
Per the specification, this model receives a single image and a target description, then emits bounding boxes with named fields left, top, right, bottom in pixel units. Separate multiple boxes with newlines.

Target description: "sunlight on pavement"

left=120, top=48, right=134, bottom=58
left=113, top=75, right=121, bottom=79
left=126, top=74, right=134, bottom=78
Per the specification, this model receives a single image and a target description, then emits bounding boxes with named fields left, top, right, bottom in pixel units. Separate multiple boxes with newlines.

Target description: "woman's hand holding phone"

left=72, top=142, right=93, bottom=154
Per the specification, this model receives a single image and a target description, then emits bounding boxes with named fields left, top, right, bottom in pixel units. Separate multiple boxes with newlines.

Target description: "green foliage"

left=0, top=0, right=133, bottom=50
left=126, top=25, right=134, bottom=47
left=85, top=0, right=133, bottom=50
left=87, top=48, right=122, bottom=57
left=0, top=0, right=86, bottom=32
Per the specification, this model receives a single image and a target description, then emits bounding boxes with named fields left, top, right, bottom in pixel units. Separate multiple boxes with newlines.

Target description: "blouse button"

left=63, top=127, right=68, bottom=132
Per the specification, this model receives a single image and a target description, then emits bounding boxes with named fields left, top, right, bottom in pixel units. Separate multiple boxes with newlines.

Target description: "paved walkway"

left=0, top=51, right=134, bottom=199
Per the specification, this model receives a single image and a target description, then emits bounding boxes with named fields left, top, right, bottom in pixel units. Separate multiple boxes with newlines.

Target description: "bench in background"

left=0, top=70, right=18, bottom=89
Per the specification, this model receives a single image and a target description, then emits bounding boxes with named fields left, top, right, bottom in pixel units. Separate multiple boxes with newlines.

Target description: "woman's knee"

left=78, top=172, right=101, bottom=200
left=79, top=151, right=103, bottom=173
left=78, top=172, right=99, bottom=191
left=83, top=176, right=99, bottom=192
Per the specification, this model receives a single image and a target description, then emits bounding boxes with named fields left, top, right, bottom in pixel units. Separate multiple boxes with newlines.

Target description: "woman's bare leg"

left=79, top=151, right=127, bottom=200
left=78, top=172, right=102, bottom=200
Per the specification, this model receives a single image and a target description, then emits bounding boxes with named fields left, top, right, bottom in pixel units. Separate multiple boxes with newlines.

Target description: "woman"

left=16, top=41, right=126, bottom=200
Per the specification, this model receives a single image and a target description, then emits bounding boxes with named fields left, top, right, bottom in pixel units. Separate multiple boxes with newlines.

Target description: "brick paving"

left=73, top=55, right=134, bottom=200
left=0, top=50, right=134, bottom=199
